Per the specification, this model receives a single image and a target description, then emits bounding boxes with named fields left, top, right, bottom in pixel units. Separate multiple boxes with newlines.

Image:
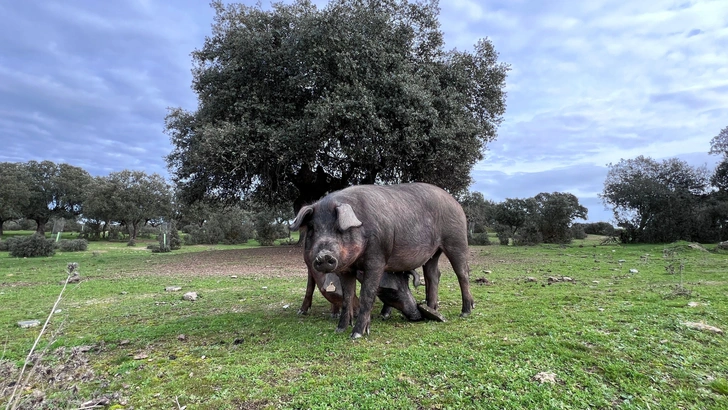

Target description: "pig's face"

left=292, top=202, right=366, bottom=274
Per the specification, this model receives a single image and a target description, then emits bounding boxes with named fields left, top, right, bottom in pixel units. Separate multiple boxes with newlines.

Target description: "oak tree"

left=166, top=0, right=508, bottom=211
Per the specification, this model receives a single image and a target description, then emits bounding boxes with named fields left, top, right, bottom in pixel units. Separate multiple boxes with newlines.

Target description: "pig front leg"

left=298, top=269, right=317, bottom=315
left=423, top=254, right=442, bottom=310
left=351, top=265, right=385, bottom=339
left=335, top=271, right=357, bottom=333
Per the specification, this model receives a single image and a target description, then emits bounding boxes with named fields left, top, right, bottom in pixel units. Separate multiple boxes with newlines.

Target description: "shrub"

left=9, top=234, right=56, bottom=257
left=468, top=233, right=492, bottom=246
left=0, top=239, right=8, bottom=251
left=254, top=211, right=282, bottom=246
left=56, top=239, right=88, bottom=252
left=513, top=223, right=543, bottom=246
left=184, top=209, right=254, bottom=245
left=571, top=223, right=588, bottom=240
left=3, top=220, right=21, bottom=231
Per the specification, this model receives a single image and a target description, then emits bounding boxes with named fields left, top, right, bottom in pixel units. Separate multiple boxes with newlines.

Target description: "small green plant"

left=8, top=234, right=56, bottom=257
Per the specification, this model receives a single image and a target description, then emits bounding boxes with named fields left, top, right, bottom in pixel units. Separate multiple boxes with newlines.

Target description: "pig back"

left=330, top=183, right=467, bottom=266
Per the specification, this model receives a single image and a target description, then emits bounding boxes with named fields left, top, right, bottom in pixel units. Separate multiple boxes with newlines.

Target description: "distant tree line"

left=0, top=160, right=293, bottom=247
left=459, top=191, right=589, bottom=246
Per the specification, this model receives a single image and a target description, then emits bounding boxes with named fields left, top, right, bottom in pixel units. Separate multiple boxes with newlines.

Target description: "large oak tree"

left=166, top=0, right=508, bottom=211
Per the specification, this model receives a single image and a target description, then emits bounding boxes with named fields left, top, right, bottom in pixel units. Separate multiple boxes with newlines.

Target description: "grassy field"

left=1, top=232, right=727, bottom=409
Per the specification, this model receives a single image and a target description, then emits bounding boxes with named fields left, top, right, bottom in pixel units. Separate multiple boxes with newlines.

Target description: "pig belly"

left=384, top=246, right=438, bottom=271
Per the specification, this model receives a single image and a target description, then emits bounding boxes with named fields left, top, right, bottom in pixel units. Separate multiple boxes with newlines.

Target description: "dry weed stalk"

left=4, top=263, right=77, bottom=410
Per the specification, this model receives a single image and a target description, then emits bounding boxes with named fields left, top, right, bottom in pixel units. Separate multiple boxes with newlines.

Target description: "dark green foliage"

left=17, top=161, right=92, bottom=235
left=0, top=238, right=8, bottom=252
left=581, top=222, right=616, bottom=236
left=468, top=232, right=491, bottom=246
left=513, top=223, right=543, bottom=246
left=601, top=156, right=713, bottom=243
left=0, top=162, right=30, bottom=236
left=165, top=0, right=508, bottom=210
left=56, top=239, right=88, bottom=252
left=8, top=234, right=56, bottom=257
left=571, top=223, right=588, bottom=240
left=534, top=192, right=588, bottom=244
left=254, top=211, right=284, bottom=246
left=126, top=239, right=136, bottom=247
left=184, top=207, right=254, bottom=245
left=494, top=224, right=511, bottom=245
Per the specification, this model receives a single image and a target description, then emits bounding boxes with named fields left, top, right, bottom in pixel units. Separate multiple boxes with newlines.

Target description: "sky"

left=1, top=1, right=727, bottom=223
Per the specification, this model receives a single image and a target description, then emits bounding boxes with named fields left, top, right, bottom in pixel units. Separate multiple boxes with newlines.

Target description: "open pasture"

left=1, top=236, right=727, bottom=409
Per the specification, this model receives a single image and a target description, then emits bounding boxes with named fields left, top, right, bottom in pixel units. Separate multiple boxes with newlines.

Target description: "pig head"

left=291, top=182, right=473, bottom=339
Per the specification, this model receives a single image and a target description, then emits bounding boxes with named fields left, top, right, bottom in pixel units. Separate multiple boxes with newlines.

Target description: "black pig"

left=291, top=182, right=474, bottom=338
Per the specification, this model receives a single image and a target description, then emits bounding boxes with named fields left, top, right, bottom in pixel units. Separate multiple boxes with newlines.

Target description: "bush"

left=468, top=233, right=492, bottom=246
left=8, top=234, right=56, bottom=257
left=571, top=223, right=588, bottom=240
left=56, top=239, right=88, bottom=252
left=494, top=224, right=511, bottom=245
left=0, top=239, right=8, bottom=251
left=184, top=209, right=254, bottom=245
left=3, top=220, right=21, bottom=231
left=513, top=223, right=543, bottom=246
left=254, top=211, right=286, bottom=246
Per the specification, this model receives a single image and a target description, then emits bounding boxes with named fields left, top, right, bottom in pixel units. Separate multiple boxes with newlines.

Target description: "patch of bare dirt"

left=123, top=246, right=310, bottom=279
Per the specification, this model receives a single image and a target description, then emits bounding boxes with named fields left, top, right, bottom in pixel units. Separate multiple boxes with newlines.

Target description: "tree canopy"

left=601, top=156, right=710, bottom=243
left=165, top=0, right=509, bottom=211
left=0, top=162, right=29, bottom=236
left=17, top=161, right=92, bottom=234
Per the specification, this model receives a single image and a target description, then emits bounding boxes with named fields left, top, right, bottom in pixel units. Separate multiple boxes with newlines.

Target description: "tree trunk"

left=0, top=218, right=4, bottom=237
left=34, top=217, right=48, bottom=235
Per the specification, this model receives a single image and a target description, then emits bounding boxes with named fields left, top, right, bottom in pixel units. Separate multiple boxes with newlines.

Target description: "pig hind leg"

left=443, top=245, right=475, bottom=316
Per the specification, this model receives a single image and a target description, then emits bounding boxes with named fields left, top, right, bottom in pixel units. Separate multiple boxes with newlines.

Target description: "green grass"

left=1, top=234, right=727, bottom=409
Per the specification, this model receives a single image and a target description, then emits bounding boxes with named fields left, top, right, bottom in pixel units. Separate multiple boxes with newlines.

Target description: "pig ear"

left=290, top=205, right=314, bottom=230
left=336, top=203, right=362, bottom=231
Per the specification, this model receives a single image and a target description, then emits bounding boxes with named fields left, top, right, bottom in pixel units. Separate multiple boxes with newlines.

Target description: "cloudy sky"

left=1, top=1, right=726, bottom=222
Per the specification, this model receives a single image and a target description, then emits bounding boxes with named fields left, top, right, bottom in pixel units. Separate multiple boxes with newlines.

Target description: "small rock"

left=629, top=269, right=638, bottom=274
left=120, top=291, right=128, bottom=295
left=133, top=353, right=149, bottom=360
left=682, top=321, right=723, bottom=334
left=18, top=320, right=41, bottom=328
left=562, top=276, right=573, bottom=282
left=119, top=340, right=130, bottom=346
left=166, top=286, right=182, bottom=292
left=592, top=281, right=600, bottom=284
left=533, top=372, right=557, bottom=384
left=183, top=292, right=198, bottom=301
left=483, top=270, right=492, bottom=274
left=230, top=275, right=238, bottom=279
left=687, top=301, right=705, bottom=307
left=283, top=304, right=290, bottom=309
left=618, top=259, right=626, bottom=263
left=54, top=309, right=62, bottom=313
left=262, top=286, right=268, bottom=289
left=547, top=276, right=560, bottom=283
left=177, top=334, right=187, bottom=341
left=526, top=277, right=538, bottom=282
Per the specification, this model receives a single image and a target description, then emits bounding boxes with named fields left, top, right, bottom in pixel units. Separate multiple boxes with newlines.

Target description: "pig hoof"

left=335, top=327, right=347, bottom=333
left=380, top=313, right=391, bottom=320
left=351, top=332, right=363, bottom=339
left=460, top=312, right=471, bottom=318
left=297, top=309, right=308, bottom=316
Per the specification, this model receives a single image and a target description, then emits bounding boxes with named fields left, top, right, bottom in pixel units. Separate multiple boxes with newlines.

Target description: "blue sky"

left=1, top=1, right=726, bottom=222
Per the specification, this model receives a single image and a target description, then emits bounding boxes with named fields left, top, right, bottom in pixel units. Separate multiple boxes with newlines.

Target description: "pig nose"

left=313, top=254, right=337, bottom=273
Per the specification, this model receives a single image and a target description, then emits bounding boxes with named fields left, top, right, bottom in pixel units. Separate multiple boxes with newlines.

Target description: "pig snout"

left=313, top=252, right=338, bottom=273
